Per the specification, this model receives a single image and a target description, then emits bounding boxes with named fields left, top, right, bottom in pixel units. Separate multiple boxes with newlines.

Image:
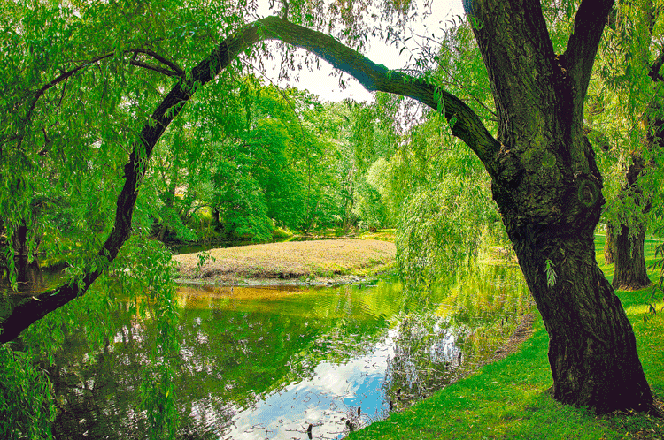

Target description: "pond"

left=14, top=265, right=531, bottom=439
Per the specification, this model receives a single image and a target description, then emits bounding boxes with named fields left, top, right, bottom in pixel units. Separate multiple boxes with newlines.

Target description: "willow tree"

left=2, top=0, right=656, bottom=412
left=591, top=0, right=662, bottom=291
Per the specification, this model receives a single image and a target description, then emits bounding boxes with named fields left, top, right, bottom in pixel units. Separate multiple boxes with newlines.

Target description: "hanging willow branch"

left=0, top=16, right=497, bottom=344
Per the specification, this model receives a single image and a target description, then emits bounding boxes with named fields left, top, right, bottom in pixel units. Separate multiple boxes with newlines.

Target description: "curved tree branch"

left=1, top=16, right=496, bottom=344
left=12, top=54, right=114, bottom=149
left=129, top=60, right=182, bottom=78
left=256, top=17, right=499, bottom=167
left=10, top=49, right=184, bottom=149
left=128, top=48, right=185, bottom=77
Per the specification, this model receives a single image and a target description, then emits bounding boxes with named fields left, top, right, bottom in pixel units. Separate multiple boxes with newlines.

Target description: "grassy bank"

left=348, top=235, right=664, bottom=440
left=172, top=238, right=396, bottom=284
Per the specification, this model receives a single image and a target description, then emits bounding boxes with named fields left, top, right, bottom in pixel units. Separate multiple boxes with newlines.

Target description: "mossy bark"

left=469, top=0, right=652, bottom=411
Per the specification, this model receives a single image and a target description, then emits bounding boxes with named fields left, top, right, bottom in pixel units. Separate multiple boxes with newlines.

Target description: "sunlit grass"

left=348, top=234, right=664, bottom=440
left=172, top=238, right=396, bottom=282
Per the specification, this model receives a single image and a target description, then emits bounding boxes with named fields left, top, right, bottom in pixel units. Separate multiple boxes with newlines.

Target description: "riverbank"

left=171, top=238, right=396, bottom=285
left=347, top=234, right=664, bottom=440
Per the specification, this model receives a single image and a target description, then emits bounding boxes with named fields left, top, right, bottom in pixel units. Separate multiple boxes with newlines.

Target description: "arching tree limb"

left=256, top=17, right=499, bottom=167
left=1, top=16, right=491, bottom=344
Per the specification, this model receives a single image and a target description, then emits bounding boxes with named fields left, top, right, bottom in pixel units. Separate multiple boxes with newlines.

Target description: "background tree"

left=588, top=0, right=663, bottom=290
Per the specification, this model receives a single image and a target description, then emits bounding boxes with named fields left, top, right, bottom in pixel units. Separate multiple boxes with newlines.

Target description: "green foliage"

left=386, top=104, right=500, bottom=287
left=4, top=233, right=183, bottom=439
left=589, top=0, right=664, bottom=239
left=0, top=346, right=55, bottom=440
left=195, top=251, right=216, bottom=276
left=643, top=238, right=664, bottom=321
left=431, top=21, right=496, bottom=128
left=139, top=258, right=180, bottom=440
left=545, top=259, right=557, bottom=287
left=153, top=77, right=352, bottom=240
left=396, top=175, right=494, bottom=286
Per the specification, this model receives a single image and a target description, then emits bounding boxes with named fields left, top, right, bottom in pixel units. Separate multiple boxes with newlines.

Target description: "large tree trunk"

left=470, top=0, right=652, bottom=411
left=511, top=222, right=651, bottom=410
left=613, top=223, right=651, bottom=290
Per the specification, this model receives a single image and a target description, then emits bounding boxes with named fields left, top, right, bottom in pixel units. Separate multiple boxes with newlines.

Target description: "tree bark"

left=613, top=223, right=651, bottom=290
left=512, top=224, right=651, bottom=410
left=605, top=223, right=615, bottom=264
left=613, top=225, right=651, bottom=290
left=468, top=0, right=652, bottom=411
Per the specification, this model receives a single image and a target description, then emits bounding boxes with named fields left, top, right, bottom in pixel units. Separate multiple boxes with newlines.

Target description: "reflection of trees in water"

left=384, top=314, right=462, bottom=411
left=49, top=312, right=152, bottom=439
left=451, top=265, right=532, bottom=363
left=1, top=260, right=66, bottom=293
left=49, top=305, right=268, bottom=439
left=15, top=258, right=43, bottom=285
left=45, top=272, right=530, bottom=439
left=384, top=265, right=531, bottom=411
left=48, top=286, right=389, bottom=439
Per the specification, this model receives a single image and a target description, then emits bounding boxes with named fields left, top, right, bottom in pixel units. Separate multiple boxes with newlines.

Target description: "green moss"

left=520, top=144, right=545, bottom=172
left=521, top=142, right=560, bottom=186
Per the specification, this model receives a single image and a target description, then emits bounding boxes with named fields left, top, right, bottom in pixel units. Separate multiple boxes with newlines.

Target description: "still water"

left=42, top=266, right=530, bottom=439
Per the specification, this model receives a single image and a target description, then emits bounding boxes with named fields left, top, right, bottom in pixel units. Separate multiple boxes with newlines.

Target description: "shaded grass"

left=348, top=235, right=664, bottom=440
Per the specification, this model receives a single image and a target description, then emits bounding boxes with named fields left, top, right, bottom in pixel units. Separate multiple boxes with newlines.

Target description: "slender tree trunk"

left=11, top=221, right=29, bottom=259
left=605, top=223, right=615, bottom=264
left=613, top=223, right=651, bottom=290
left=609, top=47, right=664, bottom=291
left=11, top=221, right=33, bottom=284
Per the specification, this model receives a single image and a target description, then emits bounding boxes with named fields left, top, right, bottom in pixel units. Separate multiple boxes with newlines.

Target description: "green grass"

left=348, top=235, right=664, bottom=440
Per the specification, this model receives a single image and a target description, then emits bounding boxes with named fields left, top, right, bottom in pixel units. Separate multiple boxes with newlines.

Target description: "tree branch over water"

left=1, top=16, right=494, bottom=344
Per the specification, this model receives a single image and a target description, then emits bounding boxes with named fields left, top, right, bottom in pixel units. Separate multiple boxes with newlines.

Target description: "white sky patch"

left=251, top=0, right=465, bottom=102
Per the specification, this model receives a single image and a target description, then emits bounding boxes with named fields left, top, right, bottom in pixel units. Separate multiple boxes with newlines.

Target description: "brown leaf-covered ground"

left=172, top=238, right=396, bottom=285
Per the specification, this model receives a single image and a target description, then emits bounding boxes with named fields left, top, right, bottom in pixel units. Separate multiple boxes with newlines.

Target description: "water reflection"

left=47, top=265, right=530, bottom=439
left=0, top=260, right=66, bottom=294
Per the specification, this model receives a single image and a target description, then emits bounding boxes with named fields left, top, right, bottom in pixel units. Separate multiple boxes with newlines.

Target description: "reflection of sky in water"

left=225, top=330, right=397, bottom=439
left=46, top=267, right=527, bottom=440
